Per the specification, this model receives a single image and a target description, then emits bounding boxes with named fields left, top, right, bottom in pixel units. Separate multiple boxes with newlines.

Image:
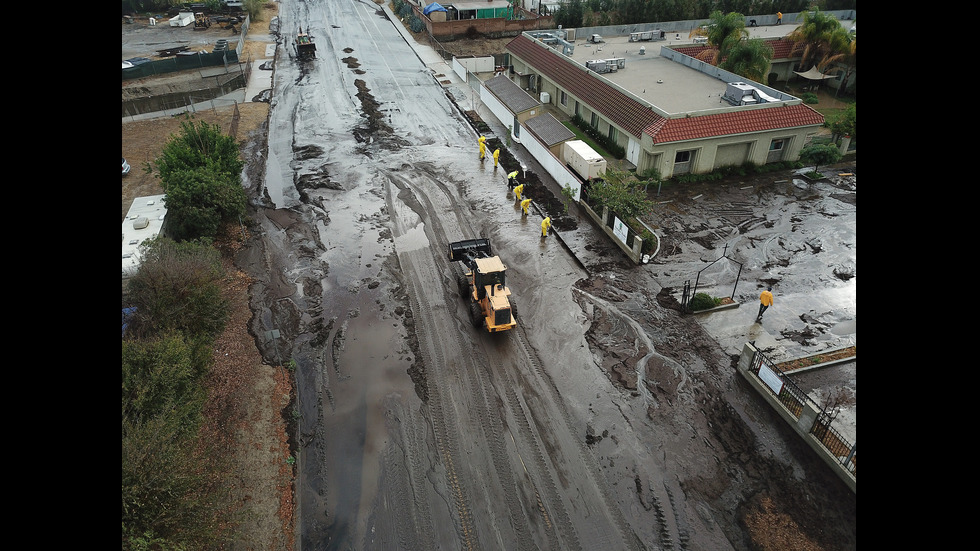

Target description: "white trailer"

left=563, top=140, right=607, bottom=181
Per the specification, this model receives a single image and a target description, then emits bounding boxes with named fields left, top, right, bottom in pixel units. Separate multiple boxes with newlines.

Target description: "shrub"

left=570, top=114, right=625, bottom=159
left=154, top=120, right=247, bottom=241
left=688, top=292, right=720, bottom=311
left=639, top=228, right=657, bottom=255
left=126, top=237, right=229, bottom=341
left=802, top=92, right=819, bottom=104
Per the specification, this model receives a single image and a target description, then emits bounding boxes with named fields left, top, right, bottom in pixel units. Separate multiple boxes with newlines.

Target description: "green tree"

left=690, top=10, right=749, bottom=66
left=786, top=8, right=844, bottom=73
left=154, top=120, right=246, bottom=240
left=719, top=38, right=774, bottom=82
left=126, top=237, right=229, bottom=341
left=561, top=184, right=576, bottom=213
left=799, top=143, right=843, bottom=173
left=586, top=169, right=654, bottom=220
left=121, top=332, right=235, bottom=550
left=826, top=102, right=856, bottom=141
left=155, top=120, right=244, bottom=182
left=553, top=0, right=585, bottom=28
left=822, top=25, right=856, bottom=96
left=122, top=331, right=210, bottom=430
left=163, top=166, right=247, bottom=240
left=122, top=404, right=236, bottom=550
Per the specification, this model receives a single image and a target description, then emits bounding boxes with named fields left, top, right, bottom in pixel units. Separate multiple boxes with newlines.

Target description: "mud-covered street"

left=235, top=1, right=856, bottom=549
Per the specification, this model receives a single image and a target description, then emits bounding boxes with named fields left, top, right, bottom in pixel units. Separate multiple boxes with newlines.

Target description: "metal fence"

left=748, top=348, right=856, bottom=477
left=122, top=55, right=252, bottom=119
left=123, top=14, right=251, bottom=81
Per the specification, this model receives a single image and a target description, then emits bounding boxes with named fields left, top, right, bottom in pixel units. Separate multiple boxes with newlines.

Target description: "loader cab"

left=473, top=257, right=507, bottom=300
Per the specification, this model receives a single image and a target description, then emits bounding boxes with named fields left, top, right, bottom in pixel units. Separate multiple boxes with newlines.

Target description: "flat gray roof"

left=557, top=24, right=800, bottom=115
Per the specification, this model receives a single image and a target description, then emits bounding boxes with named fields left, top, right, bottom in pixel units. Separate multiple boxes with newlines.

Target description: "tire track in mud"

left=373, top=395, right=436, bottom=550
left=386, top=163, right=652, bottom=550
left=387, top=166, right=555, bottom=549
left=384, top=168, right=480, bottom=549
left=507, top=325, right=641, bottom=551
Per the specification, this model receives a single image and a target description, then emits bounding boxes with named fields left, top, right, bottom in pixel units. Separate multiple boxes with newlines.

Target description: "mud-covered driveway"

left=236, top=1, right=855, bottom=549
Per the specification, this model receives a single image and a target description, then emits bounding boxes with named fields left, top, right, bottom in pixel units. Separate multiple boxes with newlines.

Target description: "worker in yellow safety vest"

left=541, top=216, right=551, bottom=237
left=521, top=198, right=531, bottom=215
left=507, top=171, right=519, bottom=189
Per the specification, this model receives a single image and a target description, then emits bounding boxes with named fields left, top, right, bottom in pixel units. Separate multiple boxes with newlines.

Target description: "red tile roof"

left=508, top=34, right=663, bottom=138
left=672, top=38, right=797, bottom=60
left=506, top=35, right=822, bottom=145
left=645, top=104, right=824, bottom=143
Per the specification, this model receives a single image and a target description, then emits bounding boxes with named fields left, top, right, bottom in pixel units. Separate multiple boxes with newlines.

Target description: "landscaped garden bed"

left=776, top=346, right=855, bottom=372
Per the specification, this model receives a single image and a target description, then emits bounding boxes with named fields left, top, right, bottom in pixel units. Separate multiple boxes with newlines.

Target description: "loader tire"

left=458, top=276, right=470, bottom=299
left=470, top=302, right=484, bottom=328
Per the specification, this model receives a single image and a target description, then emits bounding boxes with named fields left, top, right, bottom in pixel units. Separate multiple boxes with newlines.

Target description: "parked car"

left=122, top=157, right=131, bottom=176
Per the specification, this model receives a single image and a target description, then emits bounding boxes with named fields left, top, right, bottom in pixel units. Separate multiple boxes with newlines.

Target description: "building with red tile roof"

left=504, top=32, right=824, bottom=178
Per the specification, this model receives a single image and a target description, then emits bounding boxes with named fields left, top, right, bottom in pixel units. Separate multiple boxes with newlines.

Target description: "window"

left=675, top=150, right=691, bottom=163
left=591, top=113, right=599, bottom=127
left=769, top=139, right=785, bottom=151
left=560, top=90, right=567, bottom=106
left=607, top=126, right=618, bottom=143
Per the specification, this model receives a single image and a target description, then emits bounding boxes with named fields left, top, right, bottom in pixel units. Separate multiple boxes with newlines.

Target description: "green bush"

left=570, top=114, right=626, bottom=159
left=802, top=92, right=819, bottom=104
left=666, top=160, right=796, bottom=185
left=639, top=228, right=657, bottom=255
left=688, top=292, right=720, bottom=311
left=154, top=120, right=247, bottom=241
left=126, top=237, right=230, bottom=341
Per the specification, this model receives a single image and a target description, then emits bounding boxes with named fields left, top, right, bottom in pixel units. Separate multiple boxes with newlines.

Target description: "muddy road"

left=236, top=1, right=855, bottom=549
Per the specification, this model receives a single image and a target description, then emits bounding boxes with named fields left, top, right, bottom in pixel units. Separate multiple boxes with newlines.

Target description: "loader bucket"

left=448, top=238, right=492, bottom=262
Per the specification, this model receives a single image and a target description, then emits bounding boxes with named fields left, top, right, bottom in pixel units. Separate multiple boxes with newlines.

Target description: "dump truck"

left=294, top=26, right=316, bottom=61
left=449, top=238, right=517, bottom=333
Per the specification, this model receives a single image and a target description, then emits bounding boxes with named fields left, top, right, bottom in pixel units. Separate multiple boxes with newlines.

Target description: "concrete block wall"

left=737, top=342, right=856, bottom=493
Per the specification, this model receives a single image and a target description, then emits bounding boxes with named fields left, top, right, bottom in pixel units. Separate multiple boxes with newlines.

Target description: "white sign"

left=758, top=362, right=784, bottom=395
left=613, top=216, right=628, bottom=243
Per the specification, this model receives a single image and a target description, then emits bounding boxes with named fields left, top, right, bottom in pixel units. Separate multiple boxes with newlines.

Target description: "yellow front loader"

left=449, top=239, right=517, bottom=333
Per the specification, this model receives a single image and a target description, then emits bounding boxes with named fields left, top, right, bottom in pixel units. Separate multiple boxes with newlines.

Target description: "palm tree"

left=821, top=26, right=856, bottom=96
left=786, top=8, right=844, bottom=72
left=690, top=11, right=773, bottom=83
left=720, top=39, right=774, bottom=82
left=689, top=10, right=749, bottom=65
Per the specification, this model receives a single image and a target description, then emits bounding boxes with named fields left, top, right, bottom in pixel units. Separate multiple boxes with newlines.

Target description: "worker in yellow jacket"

left=757, top=287, right=774, bottom=322
left=520, top=198, right=531, bottom=216
left=507, top=171, right=519, bottom=189
left=541, top=216, right=551, bottom=237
